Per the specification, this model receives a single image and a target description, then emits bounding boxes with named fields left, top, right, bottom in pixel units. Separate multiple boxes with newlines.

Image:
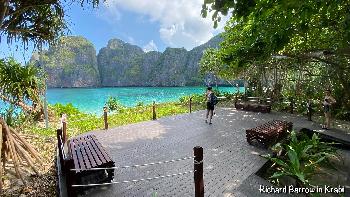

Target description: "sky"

left=0, top=0, right=229, bottom=64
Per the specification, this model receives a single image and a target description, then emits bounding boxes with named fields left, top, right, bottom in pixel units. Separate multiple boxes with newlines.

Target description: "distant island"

left=31, top=35, right=228, bottom=88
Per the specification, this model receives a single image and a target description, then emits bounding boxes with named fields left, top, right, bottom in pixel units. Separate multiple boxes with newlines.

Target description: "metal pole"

left=44, top=84, right=48, bottom=129
left=39, top=62, right=49, bottom=129
left=194, top=146, right=204, bottom=197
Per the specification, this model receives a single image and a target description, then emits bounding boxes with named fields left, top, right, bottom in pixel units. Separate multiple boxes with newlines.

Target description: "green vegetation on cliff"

left=31, top=36, right=100, bottom=88
left=33, top=35, right=223, bottom=88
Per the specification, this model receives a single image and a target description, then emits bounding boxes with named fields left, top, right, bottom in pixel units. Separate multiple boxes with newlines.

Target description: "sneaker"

left=209, top=122, right=212, bottom=125
left=205, top=120, right=208, bottom=123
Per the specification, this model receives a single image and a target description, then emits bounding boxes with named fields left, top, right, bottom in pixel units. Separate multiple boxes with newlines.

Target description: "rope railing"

left=58, top=146, right=204, bottom=197
left=68, top=117, right=103, bottom=124
left=58, top=107, right=205, bottom=196
left=71, top=170, right=194, bottom=187
left=70, top=156, right=195, bottom=171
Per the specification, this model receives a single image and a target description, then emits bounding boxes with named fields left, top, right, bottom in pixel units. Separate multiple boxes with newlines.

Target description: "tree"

left=0, top=58, right=45, bottom=113
left=0, top=0, right=102, bottom=47
left=201, top=0, right=350, bottom=111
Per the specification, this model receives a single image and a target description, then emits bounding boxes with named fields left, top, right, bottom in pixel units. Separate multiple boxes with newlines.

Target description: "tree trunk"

left=0, top=95, right=35, bottom=113
left=0, top=118, right=3, bottom=195
left=0, top=0, right=9, bottom=29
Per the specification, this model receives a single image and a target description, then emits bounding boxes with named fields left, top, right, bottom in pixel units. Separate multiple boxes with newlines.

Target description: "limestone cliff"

left=31, top=36, right=100, bottom=88
left=33, top=35, right=222, bottom=87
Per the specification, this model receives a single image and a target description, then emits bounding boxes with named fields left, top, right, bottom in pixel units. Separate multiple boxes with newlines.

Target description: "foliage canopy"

left=0, top=58, right=45, bottom=113
left=200, top=0, right=350, bottom=115
left=0, top=0, right=102, bottom=47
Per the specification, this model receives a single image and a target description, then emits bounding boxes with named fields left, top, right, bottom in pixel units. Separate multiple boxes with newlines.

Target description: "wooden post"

left=189, top=97, right=192, bottom=113
left=194, top=146, right=204, bottom=197
left=56, top=129, right=64, bottom=170
left=60, top=114, right=67, bottom=144
left=62, top=121, right=67, bottom=144
left=104, top=107, right=108, bottom=130
left=152, top=101, right=156, bottom=120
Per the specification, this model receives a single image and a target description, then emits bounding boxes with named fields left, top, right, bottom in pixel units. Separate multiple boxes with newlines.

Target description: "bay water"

left=1, top=86, right=243, bottom=114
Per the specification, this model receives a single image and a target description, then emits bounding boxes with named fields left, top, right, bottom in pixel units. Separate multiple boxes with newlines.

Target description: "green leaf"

left=295, top=172, right=306, bottom=184
left=287, top=146, right=300, bottom=171
left=270, top=172, right=286, bottom=179
left=270, top=157, right=288, bottom=168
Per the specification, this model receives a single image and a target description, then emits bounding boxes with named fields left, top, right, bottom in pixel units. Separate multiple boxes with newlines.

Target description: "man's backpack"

left=210, top=93, right=218, bottom=105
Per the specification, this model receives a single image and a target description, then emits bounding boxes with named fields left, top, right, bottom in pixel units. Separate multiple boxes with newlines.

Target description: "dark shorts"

left=207, top=102, right=214, bottom=110
left=323, top=105, right=330, bottom=113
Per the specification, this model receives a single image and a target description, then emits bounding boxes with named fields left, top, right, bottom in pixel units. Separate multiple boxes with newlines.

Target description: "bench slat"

left=90, top=135, right=113, bottom=162
left=73, top=138, right=86, bottom=171
left=70, top=140, right=81, bottom=173
left=82, top=138, right=97, bottom=168
left=77, top=137, right=92, bottom=169
left=86, top=136, right=107, bottom=164
left=84, top=137, right=103, bottom=166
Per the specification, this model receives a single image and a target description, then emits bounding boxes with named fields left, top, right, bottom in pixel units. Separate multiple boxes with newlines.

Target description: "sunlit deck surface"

left=79, top=108, right=349, bottom=197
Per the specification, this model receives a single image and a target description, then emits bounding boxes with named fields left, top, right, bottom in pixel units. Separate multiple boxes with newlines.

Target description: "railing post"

left=56, top=129, right=64, bottom=169
left=152, top=101, right=157, bottom=120
left=60, top=114, right=67, bottom=143
left=189, top=97, right=192, bottom=113
left=194, top=146, right=204, bottom=197
left=62, top=121, right=67, bottom=144
left=104, top=106, right=108, bottom=130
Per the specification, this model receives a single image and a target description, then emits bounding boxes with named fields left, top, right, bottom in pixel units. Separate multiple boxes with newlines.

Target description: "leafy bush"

left=136, top=101, right=145, bottom=107
left=41, top=101, right=202, bottom=137
left=179, top=94, right=204, bottom=104
left=264, top=131, right=337, bottom=186
left=106, top=96, right=124, bottom=112
left=51, top=103, right=80, bottom=116
left=0, top=105, right=27, bottom=127
left=335, top=110, right=350, bottom=121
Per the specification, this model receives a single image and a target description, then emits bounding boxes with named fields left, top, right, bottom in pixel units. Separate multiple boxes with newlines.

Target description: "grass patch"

left=23, top=98, right=208, bottom=137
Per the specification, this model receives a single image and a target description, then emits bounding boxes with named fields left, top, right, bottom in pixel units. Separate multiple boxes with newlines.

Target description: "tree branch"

left=0, top=0, right=9, bottom=28
left=0, top=94, right=35, bottom=112
left=5, top=28, right=49, bottom=38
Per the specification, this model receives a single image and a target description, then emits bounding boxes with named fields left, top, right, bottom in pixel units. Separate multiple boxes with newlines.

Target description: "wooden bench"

left=246, top=120, right=292, bottom=148
left=68, top=135, right=115, bottom=185
left=57, top=130, right=115, bottom=196
left=235, top=97, right=272, bottom=113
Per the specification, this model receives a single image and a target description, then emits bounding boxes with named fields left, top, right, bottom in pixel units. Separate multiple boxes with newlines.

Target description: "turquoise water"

left=1, top=86, right=243, bottom=114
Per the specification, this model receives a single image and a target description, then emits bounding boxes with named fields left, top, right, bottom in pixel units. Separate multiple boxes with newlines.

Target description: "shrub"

left=264, top=131, right=337, bottom=186
left=106, top=96, right=124, bottom=112
left=136, top=101, right=145, bottom=107
left=51, top=103, right=80, bottom=116
left=0, top=105, right=27, bottom=127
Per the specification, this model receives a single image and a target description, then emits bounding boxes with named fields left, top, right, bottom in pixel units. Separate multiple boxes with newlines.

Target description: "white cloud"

left=143, top=40, right=158, bottom=52
left=127, top=36, right=136, bottom=44
left=95, top=3, right=122, bottom=24
left=101, top=0, right=229, bottom=50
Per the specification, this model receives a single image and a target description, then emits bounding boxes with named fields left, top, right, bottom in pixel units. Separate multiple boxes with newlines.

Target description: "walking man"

left=205, top=87, right=218, bottom=124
